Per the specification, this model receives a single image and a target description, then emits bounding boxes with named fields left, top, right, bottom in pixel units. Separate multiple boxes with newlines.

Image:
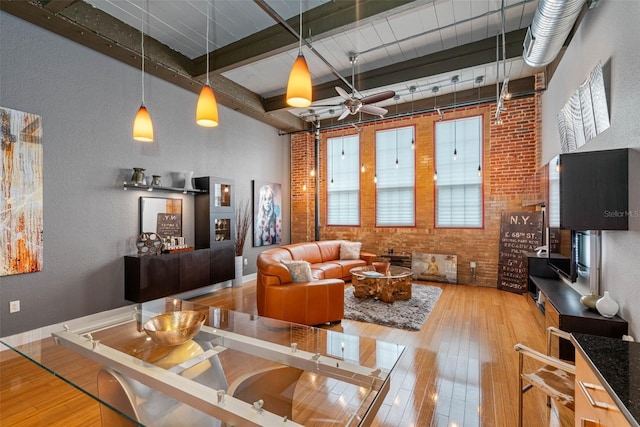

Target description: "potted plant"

left=234, top=199, right=252, bottom=286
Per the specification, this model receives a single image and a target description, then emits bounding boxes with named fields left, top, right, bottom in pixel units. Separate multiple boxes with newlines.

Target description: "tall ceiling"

left=2, top=0, right=565, bottom=133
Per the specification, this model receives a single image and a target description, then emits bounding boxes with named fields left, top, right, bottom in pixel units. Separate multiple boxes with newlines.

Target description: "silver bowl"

left=143, top=310, right=206, bottom=346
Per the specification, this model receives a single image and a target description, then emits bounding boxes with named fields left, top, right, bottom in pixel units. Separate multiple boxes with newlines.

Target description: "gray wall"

left=540, top=1, right=640, bottom=337
left=0, top=12, right=290, bottom=337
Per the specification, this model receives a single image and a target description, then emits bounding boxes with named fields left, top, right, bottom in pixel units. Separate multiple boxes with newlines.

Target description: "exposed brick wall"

left=290, top=91, right=542, bottom=287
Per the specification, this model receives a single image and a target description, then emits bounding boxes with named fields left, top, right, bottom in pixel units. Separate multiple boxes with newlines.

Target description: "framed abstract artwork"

left=1, top=107, right=44, bottom=276
left=252, top=180, right=282, bottom=247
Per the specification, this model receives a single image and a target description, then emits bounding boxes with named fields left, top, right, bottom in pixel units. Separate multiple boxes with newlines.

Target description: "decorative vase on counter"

left=233, top=256, right=243, bottom=287
left=183, top=171, right=194, bottom=190
left=131, top=167, right=146, bottom=184
left=580, top=292, right=601, bottom=310
left=596, top=291, right=619, bottom=318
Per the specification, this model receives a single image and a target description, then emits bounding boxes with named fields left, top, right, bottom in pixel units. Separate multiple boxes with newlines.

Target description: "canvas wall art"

left=253, top=180, right=282, bottom=247
left=557, top=62, right=610, bottom=153
left=412, top=253, right=457, bottom=283
left=1, top=107, right=44, bottom=276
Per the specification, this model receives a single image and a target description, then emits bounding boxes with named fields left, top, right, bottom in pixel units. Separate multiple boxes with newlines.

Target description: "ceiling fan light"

left=286, top=53, right=312, bottom=108
left=196, top=84, right=219, bottom=127
left=133, top=105, right=154, bottom=142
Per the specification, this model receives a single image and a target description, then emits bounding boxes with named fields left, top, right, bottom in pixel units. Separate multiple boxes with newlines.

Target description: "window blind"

left=375, top=127, right=415, bottom=226
left=435, top=116, right=482, bottom=227
left=327, top=134, right=360, bottom=225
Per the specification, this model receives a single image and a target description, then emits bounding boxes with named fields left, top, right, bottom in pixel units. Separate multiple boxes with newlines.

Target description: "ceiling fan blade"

left=335, top=86, right=351, bottom=100
left=361, top=90, right=395, bottom=105
left=360, top=105, right=387, bottom=116
left=337, top=108, right=351, bottom=120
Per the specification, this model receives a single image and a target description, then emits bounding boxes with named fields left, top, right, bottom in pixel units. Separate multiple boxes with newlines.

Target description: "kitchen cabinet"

left=573, top=334, right=638, bottom=427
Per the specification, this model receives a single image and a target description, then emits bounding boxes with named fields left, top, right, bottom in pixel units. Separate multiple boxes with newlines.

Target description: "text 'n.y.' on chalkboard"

left=497, top=211, right=543, bottom=294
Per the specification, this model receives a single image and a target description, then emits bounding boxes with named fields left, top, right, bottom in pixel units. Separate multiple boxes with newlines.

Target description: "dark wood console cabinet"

left=124, top=176, right=236, bottom=303
left=528, top=275, right=628, bottom=361
left=125, top=249, right=211, bottom=303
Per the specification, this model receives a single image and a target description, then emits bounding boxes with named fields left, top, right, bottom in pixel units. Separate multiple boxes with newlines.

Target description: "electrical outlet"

left=470, top=261, right=477, bottom=269
left=9, top=300, right=20, bottom=313
left=244, top=258, right=248, bottom=266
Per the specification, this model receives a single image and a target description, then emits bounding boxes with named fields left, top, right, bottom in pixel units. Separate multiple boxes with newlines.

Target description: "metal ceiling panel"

left=452, top=0, right=473, bottom=22
left=84, top=0, right=330, bottom=59
left=471, top=14, right=490, bottom=42
left=11, top=0, right=543, bottom=128
left=455, top=20, right=474, bottom=45
left=415, top=31, right=445, bottom=57
left=416, top=3, right=439, bottom=33
left=440, top=24, right=458, bottom=50
left=434, top=0, right=456, bottom=27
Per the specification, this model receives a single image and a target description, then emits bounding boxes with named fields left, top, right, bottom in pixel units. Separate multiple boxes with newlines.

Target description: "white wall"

left=540, top=0, right=640, bottom=337
left=0, top=12, right=290, bottom=337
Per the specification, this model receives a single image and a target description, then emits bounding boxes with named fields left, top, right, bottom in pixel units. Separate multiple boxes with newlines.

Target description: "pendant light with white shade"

left=196, top=1, right=219, bottom=127
left=286, top=0, right=312, bottom=108
left=133, top=2, right=153, bottom=142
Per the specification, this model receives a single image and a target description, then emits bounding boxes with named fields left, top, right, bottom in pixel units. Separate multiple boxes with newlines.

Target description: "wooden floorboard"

left=0, top=280, right=573, bottom=426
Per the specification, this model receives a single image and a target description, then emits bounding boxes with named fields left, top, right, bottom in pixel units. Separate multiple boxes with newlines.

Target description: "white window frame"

left=375, top=126, right=415, bottom=226
left=326, top=134, right=360, bottom=226
left=435, top=115, right=483, bottom=228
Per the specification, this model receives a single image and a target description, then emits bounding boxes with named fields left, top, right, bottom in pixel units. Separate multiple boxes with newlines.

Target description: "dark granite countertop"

left=572, top=333, right=640, bottom=427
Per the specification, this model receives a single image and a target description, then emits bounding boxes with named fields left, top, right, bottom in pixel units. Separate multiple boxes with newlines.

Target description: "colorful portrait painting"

left=253, top=181, right=282, bottom=247
left=1, top=107, right=44, bottom=276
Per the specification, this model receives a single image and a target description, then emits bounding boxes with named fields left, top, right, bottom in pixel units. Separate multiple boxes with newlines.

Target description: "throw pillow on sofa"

left=281, top=260, right=313, bottom=282
left=340, top=241, right=362, bottom=260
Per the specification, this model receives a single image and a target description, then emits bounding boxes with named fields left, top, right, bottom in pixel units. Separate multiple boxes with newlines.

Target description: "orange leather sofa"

left=256, top=240, right=376, bottom=325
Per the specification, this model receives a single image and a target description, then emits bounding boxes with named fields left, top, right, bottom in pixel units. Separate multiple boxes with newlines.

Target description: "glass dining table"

left=1, top=298, right=404, bottom=426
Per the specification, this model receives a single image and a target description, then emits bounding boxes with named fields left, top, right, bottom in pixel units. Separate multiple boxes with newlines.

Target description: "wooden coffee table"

left=350, top=266, right=413, bottom=303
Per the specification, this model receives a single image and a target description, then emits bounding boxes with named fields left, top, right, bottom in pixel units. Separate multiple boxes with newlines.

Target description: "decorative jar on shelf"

left=183, top=171, right=194, bottom=190
left=580, top=292, right=601, bottom=310
left=151, top=175, right=162, bottom=186
left=596, top=291, right=619, bottom=318
left=131, top=167, right=145, bottom=184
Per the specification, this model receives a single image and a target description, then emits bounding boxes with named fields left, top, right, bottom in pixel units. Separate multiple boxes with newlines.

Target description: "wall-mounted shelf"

left=122, top=181, right=207, bottom=194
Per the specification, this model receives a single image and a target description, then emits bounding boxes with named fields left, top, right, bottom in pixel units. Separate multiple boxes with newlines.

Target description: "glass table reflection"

left=2, top=298, right=404, bottom=426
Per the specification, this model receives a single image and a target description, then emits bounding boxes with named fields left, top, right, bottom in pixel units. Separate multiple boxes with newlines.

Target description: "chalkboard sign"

left=497, top=211, right=543, bottom=293
left=156, top=213, right=182, bottom=238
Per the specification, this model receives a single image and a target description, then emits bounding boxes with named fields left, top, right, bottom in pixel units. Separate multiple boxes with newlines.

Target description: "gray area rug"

left=343, top=284, right=443, bottom=331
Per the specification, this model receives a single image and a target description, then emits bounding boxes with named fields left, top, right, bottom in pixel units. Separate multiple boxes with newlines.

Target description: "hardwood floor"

left=0, top=281, right=573, bottom=426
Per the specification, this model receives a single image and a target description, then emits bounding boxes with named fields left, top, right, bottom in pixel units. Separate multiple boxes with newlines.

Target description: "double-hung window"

left=375, top=126, right=415, bottom=226
left=327, top=134, right=360, bottom=225
left=435, top=116, right=483, bottom=228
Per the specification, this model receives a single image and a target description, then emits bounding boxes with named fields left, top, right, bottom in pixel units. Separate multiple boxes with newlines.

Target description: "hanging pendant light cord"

left=140, top=4, right=145, bottom=106
left=298, top=0, right=303, bottom=55
left=453, top=77, right=457, bottom=156
left=478, top=85, right=482, bottom=174
left=395, top=129, right=399, bottom=165
left=501, top=0, right=506, bottom=79
left=205, top=1, right=210, bottom=86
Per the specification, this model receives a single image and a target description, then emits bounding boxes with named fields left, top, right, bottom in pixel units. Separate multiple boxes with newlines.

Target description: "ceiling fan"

left=315, top=55, right=396, bottom=120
